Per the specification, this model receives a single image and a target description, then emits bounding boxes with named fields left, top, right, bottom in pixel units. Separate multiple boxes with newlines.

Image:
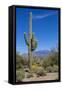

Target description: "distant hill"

left=22, top=50, right=51, bottom=58
left=33, top=50, right=50, bottom=57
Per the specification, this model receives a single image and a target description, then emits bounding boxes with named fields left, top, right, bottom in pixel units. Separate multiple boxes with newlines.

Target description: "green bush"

left=46, top=66, right=53, bottom=72
left=16, top=63, right=24, bottom=70
left=16, top=69, right=25, bottom=81
left=35, top=67, right=46, bottom=77
left=46, top=65, right=58, bottom=73
left=42, top=52, right=58, bottom=69
left=53, top=65, right=58, bottom=72
left=26, top=72, right=33, bottom=78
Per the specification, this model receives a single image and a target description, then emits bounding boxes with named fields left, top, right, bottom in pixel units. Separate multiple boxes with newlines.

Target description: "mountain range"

left=22, top=50, right=51, bottom=58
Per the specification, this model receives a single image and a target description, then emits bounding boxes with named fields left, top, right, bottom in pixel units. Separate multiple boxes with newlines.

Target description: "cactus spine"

left=24, top=12, right=37, bottom=70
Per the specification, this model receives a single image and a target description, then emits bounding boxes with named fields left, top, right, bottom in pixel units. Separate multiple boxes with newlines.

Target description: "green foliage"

left=42, top=58, right=49, bottom=69
left=32, top=64, right=46, bottom=76
left=46, top=65, right=58, bottom=73
left=46, top=66, right=53, bottom=72
left=16, top=49, right=59, bottom=81
left=16, top=69, right=25, bottom=81
left=53, top=65, right=58, bottom=72
left=26, top=73, right=33, bottom=78
left=42, top=52, right=58, bottom=69
left=16, top=54, right=24, bottom=69
left=34, top=67, right=46, bottom=76
left=31, top=63, right=39, bottom=73
left=16, top=54, right=25, bottom=81
left=32, top=56, right=43, bottom=66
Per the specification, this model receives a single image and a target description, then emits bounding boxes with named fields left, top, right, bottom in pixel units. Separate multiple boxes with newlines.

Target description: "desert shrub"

left=26, top=72, right=33, bottom=78
left=16, top=69, right=25, bottom=81
left=31, top=64, right=46, bottom=76
left=46, top=66, right=53, bottom=72
left=53, top=65, right=58, bottom=72
left=16, top=53, right=29, bottom=69
left=16, top=54, right=24, bottom=65
left=35, top=67, right=46, bottom=76
left=24, top=68, right=29, bottom=72
left=16, top=63, right=24, bottom=70
left=42, top=58, right=49, bottom=69
left=31, top=64, right=39, bottom=72
left=16, top=54, right=24, bottom=69
left=46, top=65, right=58, bottom=73
left=32, top=56, right=43, bottom=67
left=42, top=51, right=58, bottom=69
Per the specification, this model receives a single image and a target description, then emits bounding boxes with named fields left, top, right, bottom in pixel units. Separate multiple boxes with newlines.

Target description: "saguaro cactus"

left=24, top=12, right=37, bottom=70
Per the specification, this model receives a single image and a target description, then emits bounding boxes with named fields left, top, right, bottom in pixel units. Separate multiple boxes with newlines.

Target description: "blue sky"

left=16, top=7, right=59, bottom=54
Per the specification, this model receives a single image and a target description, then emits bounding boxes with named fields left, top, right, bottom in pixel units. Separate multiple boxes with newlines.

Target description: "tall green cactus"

left=24, top=12, right=37, bottom=70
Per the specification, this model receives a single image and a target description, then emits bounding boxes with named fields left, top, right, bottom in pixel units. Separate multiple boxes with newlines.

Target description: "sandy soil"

left=22, top=72, right=59, bottom=82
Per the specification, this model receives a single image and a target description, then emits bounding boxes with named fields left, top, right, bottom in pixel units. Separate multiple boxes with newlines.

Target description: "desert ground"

left=22, top=72, right=58, bottom=82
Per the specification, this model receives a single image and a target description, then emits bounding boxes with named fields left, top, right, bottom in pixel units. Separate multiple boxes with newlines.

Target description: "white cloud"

left=33, top=11, right=57, bottom=19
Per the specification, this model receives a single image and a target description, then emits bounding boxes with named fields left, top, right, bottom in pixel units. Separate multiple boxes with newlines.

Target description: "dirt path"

left=22, top=72, right=58, bottom=82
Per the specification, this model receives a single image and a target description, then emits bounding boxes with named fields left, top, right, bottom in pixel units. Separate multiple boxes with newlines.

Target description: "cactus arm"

left=35, top=40, right=37, bottom=48
left=31, top=40, right=37, bottom=51
left=24, top=32, right=29, bottom=46
left=34, top=40, right=37, bottom=49
left=31, top=32, right=37, bottom=51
